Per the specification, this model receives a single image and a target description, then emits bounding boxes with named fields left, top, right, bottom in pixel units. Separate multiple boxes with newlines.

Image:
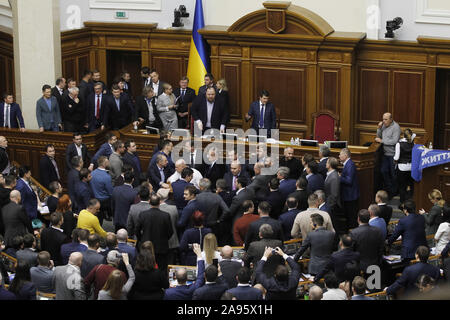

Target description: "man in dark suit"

left=147, top=154, right=174, bottom=191
left=192, top=265, right=228, bottom=300
left=2, top=190, right=33, bottom=247
left=255, top=247, right=301, bottom=300
left=318, top=145, right=330, bottom=180
left=375, top=190, right=393, bottom=226
left=314, top=233, right=360, bottom=283
left=191, top=87, right=229, bottom=133
left=293, top=214, right=335, bottom=275
left=197, top=73, right=217, bottom=97
left=202, top=148, right=225, bottom=189
left=78, top=70, right=93, bottom=105
left=277, top=167, right=297, bottom=202
left=0, top=93, right=25, bottom=130
left=74, top=168, right=93, bottom=211
left=38, top=144, right=61, bottom=189
left=324, top=157, right=342, bottom=229
left=227, top=267, right=263, bottom=300
left=286, top=177, right=309, bottom=212
left=219, top=245, right=243, bottom=288
left=40, top=212, right=69, bottom=266
left=51, top=78, right=67, bottom=112
left=106, top=84, right=134, bottom=130
left=87, top=82, right=109, bottom=132
left=121, top=72, right=132, bottom=99
left=67, top=156, right=83, bottom=213
left=350, top=209, right=385, bottom=272
left=16, top=233, right=38, bottom=266
left=116, top=229, right=137, bottom=266
left=224, top=160, right=250, bottom=194
left=36, top=84, right=62, bottom=132
left=133, top=85, right=162, bottom=129
left=149, top=69, right=166, bottom=97
left=65, top=133, right=93, bottom=171
left=135, top=194, right=173, bottom=274
left=244, top=201, right=284, bottom=249
left=305, top=161, right=324, bottom=195
left=111, top=171, right=138, bottom=232
left=81, top=234, right=105, bottom=278
left=141, top=66, right=152, bottom=89
left=60, top=228, right=89, bottom=265
left=177, top=185, right=199, bottom=233
left=15, top=166, right=38, bottom=220
left=247, top=162, right=273, bottom=203
left=173, top=76, right=196, bottom=129
left=279, top=147, right=302, bottom=180
left=339, top=148, right=360, bottom=230
left=122, top=140, right=142, bottom=187
left=386, top=246, right=440, bottom=297
left=279, top=197, right=300, bottom=240
left=266, top=178, right=284, bottom=220
left=387, top=200, right=427, bottom=261
left=245, top=89, right=277, bottom=138
left=171, top=167, right=193, bottom=214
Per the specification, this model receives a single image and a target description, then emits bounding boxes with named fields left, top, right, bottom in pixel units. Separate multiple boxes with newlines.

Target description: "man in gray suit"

left=109, top=140, right=125, bottom=182
left=157, top=188, right=179, bottom=265
left=36, top=84, right=62, bottom=132
left=81, top=234, right=105, bottom=278
left=53, top=252, right=86, bottom=300
left=127, top=186, right=151, bottom=238
left=30, top=251, right=55, bottom=293
left=293, top=214, right=335, bottom=276
left=16, top=233, right=38, bottom=266
left=324, top=157, right=342, bottom=232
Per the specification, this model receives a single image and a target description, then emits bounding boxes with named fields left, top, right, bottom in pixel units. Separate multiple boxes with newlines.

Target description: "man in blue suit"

left=92, top=132, right=117, bottom=167
left=245, top=89, right=276, bottom=138
left=277, top=167, right=296, bottom=202
left=171, top=167, right=194, bottom=215
left=106, top=84, right=134, bottom=130
left=177, top=185, right=199, bottom=233
left=305, top=161, right=324, bottom=195
left=164, top=243, right=205, bottom=300
left=278, top=197, right=300, bottom=240
left=227, top=267, right=263, bottom=300
left=147, top=154, right=174, bottom=191
left=339, top=148, right=360, bottom=230
left=60, top=228, right=89, bottom=265
left=111, top=171, right=138, bottom=232
left=15, top=166, right=38, bottom=220
left=116, top=229, right=136, bottom=266
left=386, top=246, right=440, bottom=297
left=0, top=94, right=25, bottom=131
left=368, top=204, right=387, bottom=239
left=387, top=200, right=427, bottom=261
left=74, top=168, right=93, bottom=211
left=192, top=265, right=228, bottom=300
left=36, top=84, right=62, bottom=132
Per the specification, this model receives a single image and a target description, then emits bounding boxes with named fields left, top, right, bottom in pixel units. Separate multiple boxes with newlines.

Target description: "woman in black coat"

left=216, top=79, right=230, bottom=125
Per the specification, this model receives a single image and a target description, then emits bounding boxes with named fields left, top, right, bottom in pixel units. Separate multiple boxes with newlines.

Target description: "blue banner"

left=411, top=144, right=450, bottom=181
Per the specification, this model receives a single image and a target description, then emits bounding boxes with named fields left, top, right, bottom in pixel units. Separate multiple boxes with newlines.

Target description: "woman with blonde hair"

left=216, top=78, right=230, bottom=123
left=419, top=189, right=446, bottom=235
left=394, top=128, right=415, bottom=203
left=156, top=83, right=178, bottom=131
left=98, top=253, right=135, bottom=300
left=201, top=233, right=222, bottom=268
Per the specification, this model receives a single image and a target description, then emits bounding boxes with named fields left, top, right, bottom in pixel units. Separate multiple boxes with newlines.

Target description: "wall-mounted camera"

left=172, top=5, right=190, bottom=28
left=385, top=17, right=403, bottom=38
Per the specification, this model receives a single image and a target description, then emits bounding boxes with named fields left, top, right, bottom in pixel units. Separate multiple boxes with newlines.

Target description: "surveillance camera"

left=172, top=5, right=190, bottom=28
left=385, top=17, right=403, bottom=38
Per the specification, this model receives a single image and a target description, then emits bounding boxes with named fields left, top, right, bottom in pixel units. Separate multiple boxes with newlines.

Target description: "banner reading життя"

left=411, top=144, right=450, bottom=182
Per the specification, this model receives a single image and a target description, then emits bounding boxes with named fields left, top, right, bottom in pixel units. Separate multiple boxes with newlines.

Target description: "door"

left=106, top=50, right=142, bottom=101
left=435, top=69, right=450, bottom=150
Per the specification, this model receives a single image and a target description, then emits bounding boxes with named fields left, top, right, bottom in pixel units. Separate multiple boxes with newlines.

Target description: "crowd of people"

left=0, top=67, right=449, bottom=301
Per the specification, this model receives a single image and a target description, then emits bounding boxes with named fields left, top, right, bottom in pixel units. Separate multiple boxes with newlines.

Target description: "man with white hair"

left=116, top=228, right=136, bottom=266
left=309, top=285, right=323, bottom=300
left=61, top=86, right=88, bottom=132
left=157, top=187, right=179, bottom=265
left=53, top=252, right=86, bottom=300
left=167, top=158, right=203, bottom=189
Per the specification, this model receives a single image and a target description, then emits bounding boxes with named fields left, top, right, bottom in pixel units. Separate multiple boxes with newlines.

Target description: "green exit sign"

left=115, top=11, right=128, bottom=19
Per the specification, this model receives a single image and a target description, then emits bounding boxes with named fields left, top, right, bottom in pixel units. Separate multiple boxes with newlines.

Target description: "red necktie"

left=96, top=95, right=100, bottom=119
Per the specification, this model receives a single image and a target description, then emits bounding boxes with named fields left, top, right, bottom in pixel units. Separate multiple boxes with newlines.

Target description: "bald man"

left=375, top=112, right=401, bottom=199
left=53, top=252, right=86, bottom=300
left=224, top=160, right=250, bottom=193
left=167, top=158, right=203, bottom=189
left=0, top=136, right=10, bottom=175
left=116, top=228, right=136, bottom=266
left=219, top=245, right=243, bottom=288
left=309, top=285, right=323, bottom=300
left=2, top=190, right=33, bottom=247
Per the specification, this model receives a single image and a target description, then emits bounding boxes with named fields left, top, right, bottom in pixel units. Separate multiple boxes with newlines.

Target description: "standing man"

left=0, top=94, right=26, bottom=131
left=324, top=157, right=341, bottom=227
left=141, top=66, right=152, bottom=88
left=65, top=133, right=93, bottom=171
left=15, top=166, right=38, bottom=221
left=2, top=190, right=33, bottom=247
left=149, top=69, right=166, bottom=98
left=122, top=140, right=142, bottom=187
left=36, top=84, right=62, bottom=132
left=0, top=136, right=10, bottom=175
left=106, top=84, right=134, bottom=130
left=52, top=252, right=86, bottom=300
left=61, top=87, right=88, bottom=133
left=339, top=148, right=360, bottom=230
left=375, top=112, right=401, bottom=199
left=318, top=145, right=330, bottom=180
left=90, top=156, right=114, bottom=224
left=51, top=77, right=66, bottom=107
left=245, top=90, right=277, bottom=138
left=92, top=132, right=117, bottom=167
left=191, top=87, right=229, bottom=134
left=133, top=86, right=162, bottom=129
left=108, top=140, right=125, bottom=182
left=39, top=144, right=61, bottom=190
left=87, top=82, right=109, bottom=132
left=78, top=70, right=93, bottom=104
left=121, top=71, right=132, bottom=98
left=197, top=73, right=217, bottom=97
left=173, top=76, right=196, bottom=129
left=112, top=171, right=137, bottom=232
left=148, top=154, right=173, bottom=191
left=91, top=70, right=107, bottom=94
left=279, top=147, right=302, bottom=180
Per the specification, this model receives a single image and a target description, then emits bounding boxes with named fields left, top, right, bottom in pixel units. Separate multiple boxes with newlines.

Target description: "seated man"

left=227, top=267, right=263, bottom=300
left=192, top=265, right=228, bottom=300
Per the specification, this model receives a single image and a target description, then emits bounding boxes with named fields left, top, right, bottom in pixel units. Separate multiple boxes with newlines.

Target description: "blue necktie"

left=259, top=105, right=265, bottom=128
left=115, top=99, right=120, bottom=111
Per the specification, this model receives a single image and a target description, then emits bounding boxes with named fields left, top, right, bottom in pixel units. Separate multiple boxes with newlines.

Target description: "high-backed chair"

left=311, top=110, right=340, bottom=143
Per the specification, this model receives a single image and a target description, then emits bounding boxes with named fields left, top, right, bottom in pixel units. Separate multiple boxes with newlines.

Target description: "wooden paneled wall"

left=0, top=31, right=14, bottom=97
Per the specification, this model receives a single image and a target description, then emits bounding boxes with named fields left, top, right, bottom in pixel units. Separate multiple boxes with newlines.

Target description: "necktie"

left=116, top=99, right=120, bottom=111
left=5, top=104, right=10, bottom=128
left=232, top=176, right=237, bottom=191
left=181, top=89, right=185, bottom=101
left=96, top=95, right=100, bottom=119
left=259, top=104, right=265, bottom=128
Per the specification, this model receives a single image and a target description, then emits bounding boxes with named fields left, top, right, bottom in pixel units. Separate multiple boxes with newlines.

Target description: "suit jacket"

left=179, top=227, right=212, bottom=266
left=87, top=92, right=109, bottom=130
left=60, top=242, right=87, bottom=265
left=318, top=158, right=328, bottom=180
left=164, top=259, right=205, bottom=300
left=39, top=155, right=60, bottom=189
left=255, top=257, right=300, bottom=300
left=52, top=86, right=65, bottom=107
left=279, top=179, right=297, bottom=201
left=244, top=216, right=284, bottom=249
left=160, top=202, right=180, bottom=249
left=247, top=101, right=276, bottom=131
left=16, top=248, right=38, bottom=266
left=78, top=79, right=93, bottom=104
left=227, top=285, right=263, bottom=300
left=324, top=170, right=341, bottom=211
left=202, top=162, right=226, bottom=189
left=0, top=102, right=25, bottom=128
left=92, top=142, right=114, bottom=167
left=1, top=200, right=32, bottom=246
left=177, top=199, right=199, bottom=231
left=386, top=262, right=440, bottom=296
left=279, top=157, right=303, bottom=180
left=387, top=213, right=427, bottom=260
left=173, top=87, right=196, bottom=114
left=30, top=266, right=54, bottom=294
left=151, top=80, right=166, bottom=97
left=15, top=178, right=38, bottom=220
left=60, top=94, right=87, bottom=128
left=74, top=181, right=93, bottom=211
left=136, top=208, right=173, bottom=254
left=65, top=143, right=91, bottom=170
left=248, top=174, right=273, bottom=202
left=221, top=188, right=255, bottom=226
left=196, top=190, right=230, bottom=228
left=53, top=264, right=86, bottom=300
left=378, top=204, right=393, bottom=226
left=352, top=295, right=374, bottom=300
left=192, top=281, right=228, bottom=300
left=112, top=184, right=138, bottom=227
left=350, top=224, right=385, bottom=270
left=314, top=247, right=361, bottom=282
left=279, top=209, right=300, bottom=240
left=127, top=201, right=151, bottom=238
left=171, top=179, right=191, bottom=210
left=105, top=94, right=134, bottom=130
left=340, top=158, right=360, bottom=201
left=67, top=169, right=80, bottom=211
left=147, top=163, right=174, bottom=191
left=294, top=227, right=335, bottom=275
left=287, top=189, right=309, bottom=211
left=191, top=96, right=229, bottom=130
left=133, top=95, right=162, bottom=128
left=36, top=96, right=62, bottom=130
left=306, top=174, right=325, bottom=195
left=40, top=227, right=69, bottom=266
left=245, top=238, right=284, bottom=277
left=80, top=249, right=105, bottom=278
left=266, top=190, right=284, bottom=219
left=219, top=259, right=243, bottom=288
left=117, top=242, right=137, bottom=266
left=224, top=171, right=250, bottom=193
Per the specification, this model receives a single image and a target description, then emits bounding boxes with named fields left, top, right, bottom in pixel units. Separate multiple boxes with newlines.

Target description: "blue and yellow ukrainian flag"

left=187, top=0, right=210, bottom=94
